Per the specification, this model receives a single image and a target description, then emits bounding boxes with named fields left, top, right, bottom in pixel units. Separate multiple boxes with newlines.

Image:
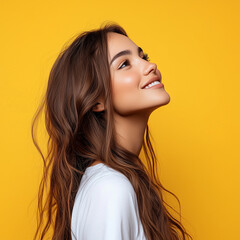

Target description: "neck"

left=113, top=111, right=150, bottom=156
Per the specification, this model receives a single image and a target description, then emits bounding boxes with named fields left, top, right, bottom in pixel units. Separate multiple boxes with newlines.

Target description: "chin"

left=156, top=92, right=171, bottom=106
left=150, top=94, right=171, bottom=112
left=163, top=94, right=171, bottom=105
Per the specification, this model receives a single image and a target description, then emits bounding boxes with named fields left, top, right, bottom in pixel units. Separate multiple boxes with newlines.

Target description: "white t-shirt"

left=71, top=163, right=147, bottom=240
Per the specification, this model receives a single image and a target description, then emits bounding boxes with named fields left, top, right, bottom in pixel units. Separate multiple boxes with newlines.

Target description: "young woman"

left=32, top=23, right=193, bottom=240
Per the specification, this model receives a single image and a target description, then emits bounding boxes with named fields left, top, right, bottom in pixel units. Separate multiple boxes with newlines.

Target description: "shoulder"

left=84, top=171, right=139, bottom=224
left=72, top=168, right=144, bottom=240
left=88, top=171, right=136, bottom=200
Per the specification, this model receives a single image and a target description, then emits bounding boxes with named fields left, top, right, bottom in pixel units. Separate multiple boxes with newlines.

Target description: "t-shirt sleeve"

left=75, top=174, right=141, bottom=240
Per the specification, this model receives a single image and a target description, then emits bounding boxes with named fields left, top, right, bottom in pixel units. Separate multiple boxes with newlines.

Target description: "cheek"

left=110, top=73, right=141, bottom=114
left=111, top=72, right=139, bottom=96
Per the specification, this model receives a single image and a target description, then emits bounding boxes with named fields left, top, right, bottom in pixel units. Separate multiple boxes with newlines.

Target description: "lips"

left=141, top=75, right=161, bottom=89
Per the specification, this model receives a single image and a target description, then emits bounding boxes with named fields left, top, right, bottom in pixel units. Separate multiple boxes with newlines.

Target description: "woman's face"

left=107, top=32, right=170, bottom=116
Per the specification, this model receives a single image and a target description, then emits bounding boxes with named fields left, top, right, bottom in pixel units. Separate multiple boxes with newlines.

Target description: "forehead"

left=107, top=32, right=138, bottom=57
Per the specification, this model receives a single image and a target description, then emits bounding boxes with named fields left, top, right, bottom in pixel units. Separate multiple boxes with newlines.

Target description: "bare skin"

left=91, top=32, right=170, bottom=166
left=89, top=159, right=104, bottom=167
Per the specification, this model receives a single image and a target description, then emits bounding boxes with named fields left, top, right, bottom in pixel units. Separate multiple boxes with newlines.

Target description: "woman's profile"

left=32, top=22, right=193, bottom=240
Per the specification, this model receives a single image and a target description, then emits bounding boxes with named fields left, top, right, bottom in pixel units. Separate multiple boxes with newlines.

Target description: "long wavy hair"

left=31, top=22, right=193, bottom=240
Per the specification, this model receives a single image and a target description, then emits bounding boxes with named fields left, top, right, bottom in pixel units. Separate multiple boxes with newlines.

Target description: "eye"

left=142, top=52, right=150, bottom=62
left=118, top=60, right=130, bottom=69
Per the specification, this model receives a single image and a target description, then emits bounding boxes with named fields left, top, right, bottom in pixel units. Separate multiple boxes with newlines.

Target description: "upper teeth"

left=144, top=80, right=161, bottom=89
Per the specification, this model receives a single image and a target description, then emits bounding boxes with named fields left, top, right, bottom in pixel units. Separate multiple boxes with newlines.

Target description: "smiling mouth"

left=142, top=74, right=162, bottom=89
left=144, top=80, right=161, bottom=89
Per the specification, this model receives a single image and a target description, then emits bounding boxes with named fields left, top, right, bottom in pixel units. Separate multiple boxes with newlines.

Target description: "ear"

left=92, top=102, right=105, bottom=112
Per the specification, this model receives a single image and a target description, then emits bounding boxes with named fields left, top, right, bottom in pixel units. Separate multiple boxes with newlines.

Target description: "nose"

left=143, top=61, right=157, bottom=76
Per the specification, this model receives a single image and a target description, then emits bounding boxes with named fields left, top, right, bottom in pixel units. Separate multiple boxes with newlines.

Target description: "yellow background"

left=1, top=0, right=239, bottom=239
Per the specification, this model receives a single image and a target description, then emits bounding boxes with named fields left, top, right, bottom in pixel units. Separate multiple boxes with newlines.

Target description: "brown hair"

left=31, top=22, right=193, bottom=240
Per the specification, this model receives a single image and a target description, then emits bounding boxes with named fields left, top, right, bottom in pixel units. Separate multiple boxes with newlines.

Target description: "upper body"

left=33, top=24, right=191, bottom=240
left=71, top=163, right=147, bottom=240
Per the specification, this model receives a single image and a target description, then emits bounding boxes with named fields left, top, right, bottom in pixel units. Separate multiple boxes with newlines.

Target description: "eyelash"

left=118, top=53, right=150, bottom=69
left=143, top=53, right=150, bottom=62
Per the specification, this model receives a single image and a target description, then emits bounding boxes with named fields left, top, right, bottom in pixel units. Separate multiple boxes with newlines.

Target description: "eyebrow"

left=110, top=46, right=143, bottom=65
